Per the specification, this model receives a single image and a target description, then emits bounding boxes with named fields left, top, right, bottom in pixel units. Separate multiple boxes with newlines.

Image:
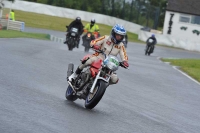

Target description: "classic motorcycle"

left=65, top=26, right=80, bottom=51
left=145, top=38, right=154, bottom=56
left=66, top=49, right=127, bottom=109
left=82, top=31, right=99, bottom=52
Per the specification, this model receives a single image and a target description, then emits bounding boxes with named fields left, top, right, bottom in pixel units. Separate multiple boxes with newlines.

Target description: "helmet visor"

left=115, top=33, right=124, bottom=41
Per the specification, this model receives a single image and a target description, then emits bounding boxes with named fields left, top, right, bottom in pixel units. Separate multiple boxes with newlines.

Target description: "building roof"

left=166, top=0, right=200, bottom=16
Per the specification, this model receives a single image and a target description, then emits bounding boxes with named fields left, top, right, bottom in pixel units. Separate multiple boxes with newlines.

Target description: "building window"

left=179, top=14, right=190, bottom=23
left=191, top=16, right=200, bottom=25
left=179, top=13, right=200, bottom=25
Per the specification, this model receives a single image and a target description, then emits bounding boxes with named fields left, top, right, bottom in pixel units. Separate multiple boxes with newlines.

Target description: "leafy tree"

left=47, top=0, right=54, bottom=5
left=7, top=0, right=15, bottom=2
left=111, top=0, right=115, bottom=16
left=120, top=0, right=125, bottom=19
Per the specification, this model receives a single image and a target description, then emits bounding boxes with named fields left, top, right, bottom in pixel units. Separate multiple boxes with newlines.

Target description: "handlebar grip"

left=119, top=62, right=128, bottom=69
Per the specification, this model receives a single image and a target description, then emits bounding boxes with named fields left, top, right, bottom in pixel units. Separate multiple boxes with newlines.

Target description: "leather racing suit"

left=78, top=35, right=128, bottom=84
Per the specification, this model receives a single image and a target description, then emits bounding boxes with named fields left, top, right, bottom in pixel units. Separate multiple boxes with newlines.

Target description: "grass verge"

left=0, top=30, right=50, bottom=40
left=161, top=58, right=200, bottom=82
left=13, top=9, right=142, bottom=42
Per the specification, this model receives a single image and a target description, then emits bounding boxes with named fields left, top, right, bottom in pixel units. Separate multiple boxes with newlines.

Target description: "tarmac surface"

left=0, top=28, right=200, bottom=133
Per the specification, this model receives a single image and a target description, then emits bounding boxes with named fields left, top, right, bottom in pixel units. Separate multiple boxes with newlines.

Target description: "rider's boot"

left=68, top=67, right=82, bottom=82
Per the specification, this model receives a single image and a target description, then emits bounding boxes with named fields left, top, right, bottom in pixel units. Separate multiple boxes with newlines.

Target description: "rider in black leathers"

left=146, top=34, right=157, bottom=53
left=64, top=17, right=84, bottom=46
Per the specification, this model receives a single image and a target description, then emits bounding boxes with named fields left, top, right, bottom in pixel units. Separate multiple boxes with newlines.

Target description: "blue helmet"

left=151, top=34, right=155, bottom=37
left=111, top=24, right=126, bottom=44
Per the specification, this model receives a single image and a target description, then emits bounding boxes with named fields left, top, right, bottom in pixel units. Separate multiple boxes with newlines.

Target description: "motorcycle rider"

left=64, top=17, right=84, bottom=47
left=145, top=34, right=157, bottom=53
left=68, top=24, right=129, bottom=85
left=82, top=19, right=100, bottom=45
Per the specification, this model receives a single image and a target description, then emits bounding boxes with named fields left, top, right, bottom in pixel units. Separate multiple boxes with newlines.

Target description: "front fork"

left=89, top=70, right=111, bottom=93
left=90, top=70, right=101, bottom=93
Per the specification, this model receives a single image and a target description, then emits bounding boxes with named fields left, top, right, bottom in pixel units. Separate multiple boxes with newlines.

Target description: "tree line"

left=23, top=0, right=167, bottom=29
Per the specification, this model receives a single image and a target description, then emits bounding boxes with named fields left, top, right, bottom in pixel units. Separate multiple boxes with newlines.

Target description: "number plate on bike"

left=71, top=33, right=76, bottom=36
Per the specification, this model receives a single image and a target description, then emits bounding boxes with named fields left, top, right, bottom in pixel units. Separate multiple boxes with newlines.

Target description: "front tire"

left=67, top=38, right=73, bottom=51
left=145, top=46, right=149, bottom=55
left=148, top=46, right=153, bottom=56
left=84, top=39, right=90, bottom=52
left=85, top=80, right=108, bottom=109
left=84, top=47, right=90, bottom=52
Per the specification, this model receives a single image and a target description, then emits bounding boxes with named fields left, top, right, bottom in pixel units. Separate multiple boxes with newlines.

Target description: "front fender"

left=98, top=80, right=109, bottom=89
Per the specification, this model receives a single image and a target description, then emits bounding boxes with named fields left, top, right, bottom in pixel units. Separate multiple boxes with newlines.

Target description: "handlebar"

left=93, top=48, right=128, bottom=69
left=119, top=62, right=128, bottom=69
left=84, top=30, right=99, bottom=34
left=93, top=47, right=105, bottom=54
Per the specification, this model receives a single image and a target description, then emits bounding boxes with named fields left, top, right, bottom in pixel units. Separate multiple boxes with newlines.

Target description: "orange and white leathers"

left=78, top=35, right=128, bottom=84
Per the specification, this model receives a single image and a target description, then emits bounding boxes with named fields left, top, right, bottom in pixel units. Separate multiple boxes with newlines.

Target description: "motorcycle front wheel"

left=145, top=46, right=149, bottom=55
left=148, top=46, right=153, bottom=56
left=85, top=80, right=108, bottom=109
left=84, top=47, right=90, bottom=52
left=67, top=38, right=73, bottom=51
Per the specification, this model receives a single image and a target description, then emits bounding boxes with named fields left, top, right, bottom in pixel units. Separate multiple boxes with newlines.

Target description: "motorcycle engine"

left=74, top=72, right=89, bottom=90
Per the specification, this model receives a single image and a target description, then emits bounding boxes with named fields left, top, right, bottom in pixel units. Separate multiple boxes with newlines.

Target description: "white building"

left=163, top=0, right=200, bottom=42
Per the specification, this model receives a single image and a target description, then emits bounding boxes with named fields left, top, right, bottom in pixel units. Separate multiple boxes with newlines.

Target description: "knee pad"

left=109, top=78, right=119, bottom=85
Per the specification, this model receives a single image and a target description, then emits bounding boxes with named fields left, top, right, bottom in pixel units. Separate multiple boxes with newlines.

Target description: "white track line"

left=172, top=66, right=200, bottom=86
left=157, top=57, right=200, bottom=86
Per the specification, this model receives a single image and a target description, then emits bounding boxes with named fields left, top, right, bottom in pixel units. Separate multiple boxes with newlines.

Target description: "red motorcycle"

left=66, top=49, right=127, bottom=109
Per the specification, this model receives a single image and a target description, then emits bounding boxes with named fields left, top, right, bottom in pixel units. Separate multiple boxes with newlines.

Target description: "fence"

left=2, top=0, right=200, bottom=52
left=0, top=5, right=25, bottom=31
left=3, top=0, right=142, bottom=34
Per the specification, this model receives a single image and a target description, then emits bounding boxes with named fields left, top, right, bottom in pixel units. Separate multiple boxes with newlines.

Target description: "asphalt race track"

left=0, top=30, right=200, bottom=133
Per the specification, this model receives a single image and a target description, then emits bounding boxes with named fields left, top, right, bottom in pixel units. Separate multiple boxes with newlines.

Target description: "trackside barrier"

left=7, top=20, right=25, bottom=31
left=138, top=30, right=200, bottom=52
left=0, top=19, right=25, bottom=31
left=0, top=18, right=8, bottom=29
left=50, top=34, right=64, bottom=43
left=3, top=0, right=142, bottom=34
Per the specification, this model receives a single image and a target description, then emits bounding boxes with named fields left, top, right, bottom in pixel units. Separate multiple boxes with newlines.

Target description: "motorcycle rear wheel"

left=66, top=85, right=77, bottom=101
left=66, top=63, right=77, bottom=101
left=67, top=63, right=74, bottom=77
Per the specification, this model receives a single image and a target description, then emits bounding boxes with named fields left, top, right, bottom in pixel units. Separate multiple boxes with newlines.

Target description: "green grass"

left=161, top=58, right=200, bottom=82
left=13, top=9, right=141, bottom=42
left=0, top=30, right=50, bottom=40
